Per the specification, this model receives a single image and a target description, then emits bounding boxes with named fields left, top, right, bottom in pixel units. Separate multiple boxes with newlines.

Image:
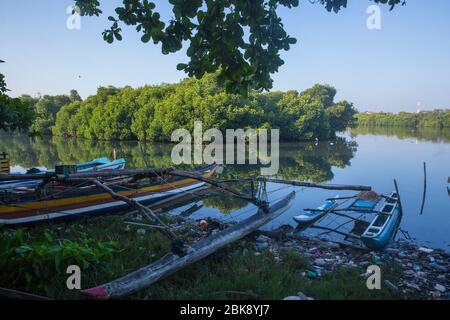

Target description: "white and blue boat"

left=360, top=192, right=402, bottom=251
left=0, top=157, right=126, bottom=190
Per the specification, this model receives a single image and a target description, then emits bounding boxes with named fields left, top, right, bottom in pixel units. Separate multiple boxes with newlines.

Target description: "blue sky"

left=1, top=0, right=450, bottom=112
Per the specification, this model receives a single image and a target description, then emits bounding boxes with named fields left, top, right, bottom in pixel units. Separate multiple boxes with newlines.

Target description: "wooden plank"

left=81, top=191, right=295, bottom=298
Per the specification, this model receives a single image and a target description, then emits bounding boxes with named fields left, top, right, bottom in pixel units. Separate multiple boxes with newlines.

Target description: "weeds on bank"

left=0, top=217, right=401, bottom=300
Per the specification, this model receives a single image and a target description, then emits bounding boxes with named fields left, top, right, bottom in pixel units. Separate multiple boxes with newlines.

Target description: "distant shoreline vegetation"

left=355, top=110, right=450, bottom=129
left=18, top=74, right=357, bottom=142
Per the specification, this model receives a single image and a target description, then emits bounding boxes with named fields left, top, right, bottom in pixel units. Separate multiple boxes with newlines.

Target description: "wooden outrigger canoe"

left=0, top=164, right=218, bottom=225
left=82, top=191, right=295, bottom=298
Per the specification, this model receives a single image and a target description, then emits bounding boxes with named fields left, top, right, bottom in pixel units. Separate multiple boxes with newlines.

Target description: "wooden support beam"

left=258, top=177, right=371, bottom=191
left=304, top=208, right=377, bottom=214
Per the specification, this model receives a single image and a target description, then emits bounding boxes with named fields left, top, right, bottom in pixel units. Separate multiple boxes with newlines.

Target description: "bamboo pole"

left=303, top=208, right=377, bottom=214
left=169, top=170, right=258, bottom=203
left=302, top=208, right=369, bottom=222
left=419, top=162, right=427, bottom=215
left=393, top=179, right=404, bottom=240
left=258, top=177, right=371, bottom=191
left=394, top=179, right=403, bottom=217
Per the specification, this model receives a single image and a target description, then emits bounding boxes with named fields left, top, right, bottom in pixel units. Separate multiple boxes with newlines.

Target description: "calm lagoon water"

left=1, top=127, right=449, bottom=250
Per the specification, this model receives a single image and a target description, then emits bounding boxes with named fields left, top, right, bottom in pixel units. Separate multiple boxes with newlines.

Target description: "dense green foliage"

left=74, top=0, right=404, bottom=95
left=0, top=94, right=35, bottom=132
left=3, top=90, right=82, bottom=135
left=350, top=126, right=450, bottom=143
left=355, top=110, right=450, bottom=129
left=0, top=227, right=117, bottom=296
left=0, top=61, right=35, bottom=132
left=53, top=74, right=356, bottom=141
left=30, top=95, right=73, bottom=135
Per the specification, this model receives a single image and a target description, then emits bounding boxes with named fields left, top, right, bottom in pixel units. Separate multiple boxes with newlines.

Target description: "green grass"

left=0, top=216, right=402, bottom=300
left=137, top=245, right=400, bottom=300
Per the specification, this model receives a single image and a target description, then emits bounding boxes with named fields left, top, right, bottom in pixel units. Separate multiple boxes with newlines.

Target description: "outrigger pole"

left=257, top=177, right=372, bottom=191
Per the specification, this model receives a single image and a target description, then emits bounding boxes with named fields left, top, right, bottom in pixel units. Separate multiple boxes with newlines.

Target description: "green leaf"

left=114, top=32, right=123, bottom=41
left=176, top=63, right=188, bottom=70
left=141, top=33, right=151, bottom=43
left=44, top=231, right=53, bottom=242
left=15, top=245, right=32, bottom=254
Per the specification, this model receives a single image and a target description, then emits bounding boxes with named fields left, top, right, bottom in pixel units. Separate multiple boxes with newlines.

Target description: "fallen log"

left=81, top=191, right=295, bottom=298
left=258, top=177, right=371, bottom=191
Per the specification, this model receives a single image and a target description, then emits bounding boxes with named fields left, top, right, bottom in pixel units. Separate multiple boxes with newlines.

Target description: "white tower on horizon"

left=416, top=99, right=422, bottom=113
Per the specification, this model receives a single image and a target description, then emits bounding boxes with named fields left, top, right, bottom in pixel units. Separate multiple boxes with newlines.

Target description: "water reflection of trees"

left=0, top=134, right=357, bottom=213
left=202, top=194, right=250, bottom=215
left=0, top=134, right=177, bottom=169
left=350, top=126, right=450, bottom=143
left=218, top=137, right=357, bottom=183
left=203, top=137, right=357, bottom=213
